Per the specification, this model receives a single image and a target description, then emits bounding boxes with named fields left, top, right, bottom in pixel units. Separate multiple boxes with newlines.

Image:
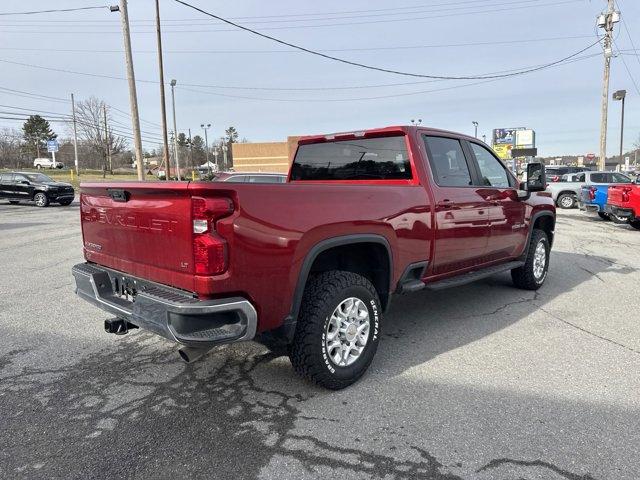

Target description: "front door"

left=423, top=135, right=490, bottom=275
left=12, top=174, right=33, bottom=200
left=466, top=141, right=527, bottom=260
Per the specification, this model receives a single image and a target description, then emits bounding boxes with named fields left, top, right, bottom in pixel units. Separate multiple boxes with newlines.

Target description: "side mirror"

left=525, top=162, right=546, bottom=192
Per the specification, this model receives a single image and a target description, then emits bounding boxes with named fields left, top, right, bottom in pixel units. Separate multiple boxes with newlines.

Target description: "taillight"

left=588, top=186, right=596, bottom=201
left=191, top=196, right=234, bottom=275
left=621, top=187, right=632, bottom=203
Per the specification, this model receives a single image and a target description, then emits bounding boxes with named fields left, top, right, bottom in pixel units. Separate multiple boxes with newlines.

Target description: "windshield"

left=24, top=173, right=54, bottom=182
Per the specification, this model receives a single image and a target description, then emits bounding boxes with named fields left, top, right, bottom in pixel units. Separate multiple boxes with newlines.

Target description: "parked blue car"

left=578, top=171, right=635, bottom=222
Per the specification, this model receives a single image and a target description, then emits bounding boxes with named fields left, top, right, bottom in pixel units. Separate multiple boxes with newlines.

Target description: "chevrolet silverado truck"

left=72, top=126, right=555, bottom=389
left=577, top=172, right=635, bottom=222
left=605, top=184, right=640, bottom=230
left=546, top=170, right=629, bottom=209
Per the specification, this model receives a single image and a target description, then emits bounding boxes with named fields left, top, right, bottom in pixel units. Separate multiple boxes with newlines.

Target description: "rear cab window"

left=422, top=136, right=473, bottom=187
left=290, top=135, right=412, bottom=181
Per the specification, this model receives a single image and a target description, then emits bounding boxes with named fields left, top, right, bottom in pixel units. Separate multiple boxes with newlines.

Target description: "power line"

left=0, top=44, right=602, bottom=93
left=0, top=35, right=596, bottom=55
left=0, top=0, right=582, bottom=33
left=0, top=0, right=555, bottom=22
left=613, top=41, right=640, bottom=95
left=173, top=0, right=602, bottom=81
left=615, top=1, right=640, bottom=71
left=178, top=53, right=600, bottom=102
left=0, top=6, right=109, bottom=16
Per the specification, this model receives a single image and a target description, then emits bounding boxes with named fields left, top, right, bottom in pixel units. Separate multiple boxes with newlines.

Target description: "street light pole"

left=201, top=123, right=211, bottom=176
left=613, top=89, right=626, bottom=167
left=472, top=121, right=478, bottom=138
left=155, top=0, right=170, bottom=180
left=170, top=79, right=181, bottom=180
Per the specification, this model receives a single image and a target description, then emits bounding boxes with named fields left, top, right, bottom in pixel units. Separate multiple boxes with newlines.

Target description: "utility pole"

left=155, top=0, right=171, bottom=180
left=169, top=79, right=181, bottom=180
left=597, top=0, right=620, bottom=171
left=472, top=121, right=478, bottom=138
left=188, top=128, right=193, bottom=169
left=103, top=104, right=112, bottom=176
left=71, top=93, right=79, bottom=176
left=113, top=1, right=144, bottom=180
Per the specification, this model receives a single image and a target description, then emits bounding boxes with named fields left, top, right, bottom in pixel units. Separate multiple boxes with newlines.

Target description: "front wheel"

left=36, top=164, right=42, bottom=170
left=597, top=212, right=610, bottom=221
left=511, top=229, right=549, bottom=290
left=288, top=271, right=381, bottom=390
left=34, top=192, right=49, bottom=207
left=629, top=219, right=640, bottom=230
left=557, top=193, right=576, bottom=209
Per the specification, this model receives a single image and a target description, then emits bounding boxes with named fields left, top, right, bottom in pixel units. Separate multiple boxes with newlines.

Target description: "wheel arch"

left=520, top=211, right=555, bottom=261
left=281, top=235, right=393, bottom=338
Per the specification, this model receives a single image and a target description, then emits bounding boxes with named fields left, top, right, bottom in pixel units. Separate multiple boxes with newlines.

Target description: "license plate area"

left=111, top=276, right=138, bottom=303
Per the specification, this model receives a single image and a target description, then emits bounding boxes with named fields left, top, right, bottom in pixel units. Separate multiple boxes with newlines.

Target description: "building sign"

left=492, top=144, right=513, bottom=160
left=47, top=140, right=59, bottom=153
left=492, top=127, right=535, bottom=160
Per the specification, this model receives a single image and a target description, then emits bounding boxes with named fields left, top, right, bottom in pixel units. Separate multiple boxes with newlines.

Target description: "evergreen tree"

left=22, top=115, right=56, bottom=158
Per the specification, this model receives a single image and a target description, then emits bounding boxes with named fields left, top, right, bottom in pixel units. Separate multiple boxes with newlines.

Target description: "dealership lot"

left=0, top=202, right=639, bottom=480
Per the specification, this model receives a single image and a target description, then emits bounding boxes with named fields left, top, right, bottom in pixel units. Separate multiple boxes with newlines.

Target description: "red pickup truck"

left=72, top=126, right=555, bottom=389
left=606, top=184, right=640, bottom=229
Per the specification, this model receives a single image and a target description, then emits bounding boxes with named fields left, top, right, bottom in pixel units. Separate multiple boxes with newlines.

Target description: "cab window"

left=469, top=143, right=511, bottom=188
left=423, top=136, right=473, bottom=187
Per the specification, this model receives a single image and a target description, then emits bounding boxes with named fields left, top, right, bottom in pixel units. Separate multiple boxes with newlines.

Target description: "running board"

left=425, top=261, right=524, bottom=291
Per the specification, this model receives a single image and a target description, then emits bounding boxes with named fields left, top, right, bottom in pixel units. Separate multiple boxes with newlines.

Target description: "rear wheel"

left=610, top=214, right=628, bottom=224
left=557, top=193, right=576, bottom=209
left=511, top=229, right=549, bottom=290
left=629, top=219, right=640, bottom=230
left=36, top=164, right=42, bottom=170
left=34, top=192, right=49, bottom=207
left=288, top=270, right=381, bottom=390
left=597, top=212, right=610, bottom=221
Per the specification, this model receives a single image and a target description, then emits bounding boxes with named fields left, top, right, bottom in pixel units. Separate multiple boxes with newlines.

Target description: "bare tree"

left=0, top=128, right=25, bottom=168
left=74, top=97, right=128, bottom=169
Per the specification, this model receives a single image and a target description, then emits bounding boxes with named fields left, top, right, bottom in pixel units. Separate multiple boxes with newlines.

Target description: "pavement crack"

left=477, top=457, right=598, bottom=480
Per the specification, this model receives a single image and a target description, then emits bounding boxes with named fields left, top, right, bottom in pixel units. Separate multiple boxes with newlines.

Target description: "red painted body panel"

left=608, top=184, right=640, bottom=216
left=78, top=126, right=555, bottom=333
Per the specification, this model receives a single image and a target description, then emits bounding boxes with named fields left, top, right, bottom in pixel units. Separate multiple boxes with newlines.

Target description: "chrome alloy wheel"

left=533, top=241, right=547, bottom=280
left=560, top=195, right=574, bottom=208
left=324, top=297, right=370, bottom=367
left=34, top=193, right=47, bottom=207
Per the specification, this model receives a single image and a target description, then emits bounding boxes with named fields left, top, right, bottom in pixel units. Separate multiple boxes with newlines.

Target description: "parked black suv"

left=0, top=172, right=75, bottom=207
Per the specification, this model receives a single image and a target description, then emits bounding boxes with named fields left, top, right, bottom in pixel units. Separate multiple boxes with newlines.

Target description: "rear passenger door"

left=423, top=135, right=490, bottom=275
left=0, top=173, right=15, bottom=198
left=466, top=141, right=527, bottom=261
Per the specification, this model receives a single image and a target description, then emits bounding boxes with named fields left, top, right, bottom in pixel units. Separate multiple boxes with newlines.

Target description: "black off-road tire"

left=511, top=229, right=550, bottom=290
left=610, top=214, right=628, bottom=224
left=597, top=212, right=610, bottom=221
left=288, top=270, right=381, bottom=390
left=629, top=219, right=640, bottom=230
left=557, top=193, right=576, bottom=209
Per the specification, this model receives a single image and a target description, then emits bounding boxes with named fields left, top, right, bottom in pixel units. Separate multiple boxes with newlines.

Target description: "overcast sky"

left=1, top=0, right=639, bottom=157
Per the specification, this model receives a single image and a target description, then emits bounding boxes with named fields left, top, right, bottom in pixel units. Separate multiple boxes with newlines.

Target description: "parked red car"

left=606, top=184, right=640, bottom=229
left=72, top=126, right=555, bottom=389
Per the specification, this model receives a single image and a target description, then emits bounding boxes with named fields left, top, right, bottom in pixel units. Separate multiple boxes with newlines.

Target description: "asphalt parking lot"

left=1, top=200, right=639, bottom=480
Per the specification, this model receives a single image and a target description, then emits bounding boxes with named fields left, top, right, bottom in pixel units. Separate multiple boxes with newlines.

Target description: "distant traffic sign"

left=47, top=140, right=59, bottom=153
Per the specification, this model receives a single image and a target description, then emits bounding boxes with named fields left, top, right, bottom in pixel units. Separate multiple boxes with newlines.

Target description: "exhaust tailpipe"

left=178, top=346, right=211, bottom=363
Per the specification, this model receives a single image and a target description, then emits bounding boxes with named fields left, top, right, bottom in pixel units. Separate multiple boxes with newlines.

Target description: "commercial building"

left=231, top=136, right=300, bottom=174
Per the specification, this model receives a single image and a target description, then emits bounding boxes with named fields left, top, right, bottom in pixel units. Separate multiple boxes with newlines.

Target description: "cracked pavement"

left=1, top=202, right=639, bottom=479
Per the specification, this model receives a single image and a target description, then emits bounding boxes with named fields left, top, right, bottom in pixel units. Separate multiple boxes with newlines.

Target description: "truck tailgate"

left=80, top=182, right=196, bottom=291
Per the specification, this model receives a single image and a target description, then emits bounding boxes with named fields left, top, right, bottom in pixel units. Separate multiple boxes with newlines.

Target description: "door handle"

left=437, top=199, right=453, bottom=209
